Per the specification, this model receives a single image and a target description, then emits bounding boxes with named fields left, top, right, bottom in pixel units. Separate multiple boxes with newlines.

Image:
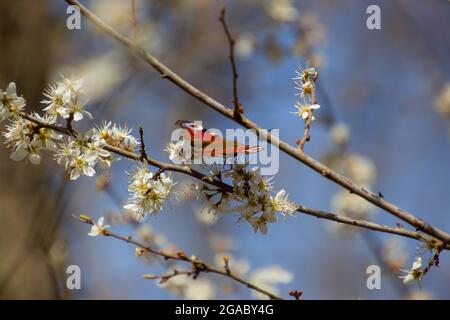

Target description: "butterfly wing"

left=209, top=138, right=262, bottom=158
left=175, top=120, right=262, bottom=158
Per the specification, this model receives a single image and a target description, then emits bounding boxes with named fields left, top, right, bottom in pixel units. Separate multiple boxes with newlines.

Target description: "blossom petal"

left=6, top=82, right=17, bottom=97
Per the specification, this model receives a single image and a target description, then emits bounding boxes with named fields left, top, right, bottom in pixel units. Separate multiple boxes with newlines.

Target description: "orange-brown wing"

left=203, top=138, right=262, bottom=158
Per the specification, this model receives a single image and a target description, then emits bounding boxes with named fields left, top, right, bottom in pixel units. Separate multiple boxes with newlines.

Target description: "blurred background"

left=1, top=0, right=450, bottom=299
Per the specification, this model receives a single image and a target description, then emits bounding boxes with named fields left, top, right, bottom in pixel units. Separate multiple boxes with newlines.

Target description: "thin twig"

left=219, top=8, right=243, bottom=116
left=63, top=0, right=450, bottom=244
left=138, top=126, right=148, bottom=163
left=297, top=112, right=313, bottom=150
left=143, top=269, right=194, bottom=283
left=422, top=247, right=443, bottom=277
left=66, top=113, right=75, bottom=134
left=74, top=215, right=284, bottom=300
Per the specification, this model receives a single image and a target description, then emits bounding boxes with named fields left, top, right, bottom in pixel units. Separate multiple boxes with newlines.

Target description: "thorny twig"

left=219, top=8, right=243, bottom=116
left=63, top=0, right=450, bottom=245
left=74, top=214, right=284, bottom=300
left=297, top=112, right=313, bottom=150
left=138, top=126, right=148, bottom=163
left=422, top=246, right=444, bottom=278
left=297, top=82, right=317, bottom=151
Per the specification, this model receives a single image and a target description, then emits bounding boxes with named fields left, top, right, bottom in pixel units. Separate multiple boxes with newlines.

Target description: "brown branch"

left=66, top=113, right=75, bottom=134
left=297, top=112, right=313, bottom=150
left=296, top=205, right=439, bottom=245
left=422, top=246, right=443, bottom=277
left=297, top=85, right=317, bottom=151
left=219, top=8, right=243, bottom=116
left=63, top=0, right=450, bottom=245
left=74, top=214, right=284, bottom=300
left=138, top=126, right=148, bottom=163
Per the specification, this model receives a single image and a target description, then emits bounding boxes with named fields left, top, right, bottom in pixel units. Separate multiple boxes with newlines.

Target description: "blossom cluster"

left=0, top=83, right=26, bottom=121
left=42, top=76, right=92, bottom=122
left=399, top=256, right=423, bottom=285
left=0, top=79, right=175, bottom=219
left=1, top=80, right=110, bottom=181
left=192, top=164, right=297, bottom=234
left=291, top=64, right=320, bottom=121
left=124, top=165, right=175, bottom=219
left=1, top=83, right=53, bottom=164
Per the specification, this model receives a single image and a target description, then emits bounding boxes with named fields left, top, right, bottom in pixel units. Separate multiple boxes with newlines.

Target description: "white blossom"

left=248, top=211, right=277, bottom=235
left=84, top=137, right=111, bottom=164
left=0, top=82, right=26, bottom=121
left=88, top=216, right=110, bottom=237
left=63, top=96, right=92, bottom=122
left=93, top=122, right=138, bottom=152
left=3, top=118, right=32, bottom=148
left=165, top=140, right=187, bottom=163
left=41, top=83, right=67, bottom=120
left=69, top=152, right=98, bottom=180
left=111, top=123, right=138, bottom=151
left=207, top=164, right=295, bottom=234
left=269, top=189, right=297, bottom=215
left=292, top=102, right=320, bottom=121
left=293, top=65, right=318, bottom=85
left=93, top=121, right=113, bottom=142
left=32, top=115, right=62, bottom=151
left=10, top=139, right=42, bottom=165
left=42, top=76, right=90, bottom=122
left=3, top=118, right=42, bottom=165
left=124, top=165, right=175, bottom=219
left=54, top=138, right=81, bottom=169
left=399, top=257, right=423, bottom=285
